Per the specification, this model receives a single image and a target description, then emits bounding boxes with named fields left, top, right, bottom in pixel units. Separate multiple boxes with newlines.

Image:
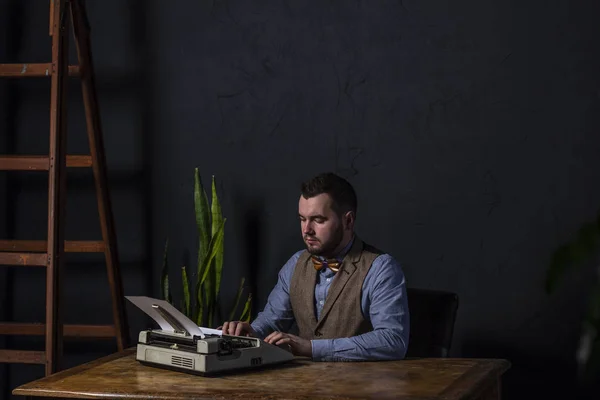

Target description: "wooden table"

left=13, top=349, right=510, bottom=400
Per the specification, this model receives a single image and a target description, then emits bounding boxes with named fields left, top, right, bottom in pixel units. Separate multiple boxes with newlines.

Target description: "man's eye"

left=314, top=218, right=325, bottom=223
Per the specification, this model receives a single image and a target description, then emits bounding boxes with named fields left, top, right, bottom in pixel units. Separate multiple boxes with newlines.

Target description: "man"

left=222, top=172, right=409, bottom=361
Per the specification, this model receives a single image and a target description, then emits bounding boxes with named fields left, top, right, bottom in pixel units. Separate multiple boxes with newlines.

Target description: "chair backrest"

left=405, top=287, right=459, bottom=358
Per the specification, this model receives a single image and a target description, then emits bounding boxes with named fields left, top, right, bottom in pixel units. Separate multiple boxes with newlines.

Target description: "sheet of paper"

left=200, top=327, right=223, bottom=336
left=126, top=296, right=206, bottom=338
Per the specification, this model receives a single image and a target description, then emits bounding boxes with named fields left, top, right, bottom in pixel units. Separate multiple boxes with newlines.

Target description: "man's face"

left=298, top=193, right=346, bottom=257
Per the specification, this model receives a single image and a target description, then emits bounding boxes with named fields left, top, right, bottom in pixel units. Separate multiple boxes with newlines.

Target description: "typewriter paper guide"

left=126, top=296, right=221, bottom=338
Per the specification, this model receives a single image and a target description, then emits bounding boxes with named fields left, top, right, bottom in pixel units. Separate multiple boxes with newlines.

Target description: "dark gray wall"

left=1, top=0, right=600, bottom=399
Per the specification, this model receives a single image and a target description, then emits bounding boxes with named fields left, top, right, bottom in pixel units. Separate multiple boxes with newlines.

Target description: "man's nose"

left=303, top=222, right=314, bottom=234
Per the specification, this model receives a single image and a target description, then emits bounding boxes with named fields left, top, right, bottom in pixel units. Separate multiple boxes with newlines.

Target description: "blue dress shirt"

left=251, top=239, right=410, bottom=361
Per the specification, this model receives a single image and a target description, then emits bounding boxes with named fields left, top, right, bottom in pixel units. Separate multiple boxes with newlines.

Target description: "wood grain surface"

left=13, top=349, right=510, bottom=400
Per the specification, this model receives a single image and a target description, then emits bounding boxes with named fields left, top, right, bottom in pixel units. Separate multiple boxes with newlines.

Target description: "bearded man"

left=221, top=172, right=409, bottom=361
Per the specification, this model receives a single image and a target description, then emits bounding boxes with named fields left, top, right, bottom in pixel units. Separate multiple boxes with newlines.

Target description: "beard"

left=305, top=225, right=344, bottom=257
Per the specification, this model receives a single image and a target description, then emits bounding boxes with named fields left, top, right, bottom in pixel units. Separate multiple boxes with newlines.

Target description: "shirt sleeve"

left=310, top=254, right=410, bottom=361
left=250, top=251, right=302, bottom=339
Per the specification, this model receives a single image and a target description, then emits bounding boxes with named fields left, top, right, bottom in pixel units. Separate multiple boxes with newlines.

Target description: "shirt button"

left=319, top=300, right=324, bottom=305
left=326, top=278, right=331, bottom=282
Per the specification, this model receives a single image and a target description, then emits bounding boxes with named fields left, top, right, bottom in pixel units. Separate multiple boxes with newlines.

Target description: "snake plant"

left=161, top=168, right=253, bottom=328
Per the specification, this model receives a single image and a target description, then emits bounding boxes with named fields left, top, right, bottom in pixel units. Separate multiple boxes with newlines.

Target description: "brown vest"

left=289, top=237, right=381, bottom=340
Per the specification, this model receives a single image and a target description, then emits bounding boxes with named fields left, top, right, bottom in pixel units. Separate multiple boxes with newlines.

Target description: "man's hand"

left=219, top=321, right=256, bottom=337
left=264, top=331, right=312, bottom=358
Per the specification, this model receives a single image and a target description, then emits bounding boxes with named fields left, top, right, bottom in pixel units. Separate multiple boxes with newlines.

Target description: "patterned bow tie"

left=311, top=256, right=341, bottom=273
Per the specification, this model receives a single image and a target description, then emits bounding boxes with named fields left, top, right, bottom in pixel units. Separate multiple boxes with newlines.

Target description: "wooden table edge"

left=12, top=351, right=511, bottom=400
left=439, top=358, right=511, bottom=400
left=12, top=348, right=137, bottom=397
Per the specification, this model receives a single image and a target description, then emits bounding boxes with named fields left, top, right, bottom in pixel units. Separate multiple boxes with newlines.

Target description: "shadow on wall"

left=230, top=188, right=265, bottom=321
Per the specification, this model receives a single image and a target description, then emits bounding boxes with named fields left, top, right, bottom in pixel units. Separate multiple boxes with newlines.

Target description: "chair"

left=405, top=288, right=459, bottom=358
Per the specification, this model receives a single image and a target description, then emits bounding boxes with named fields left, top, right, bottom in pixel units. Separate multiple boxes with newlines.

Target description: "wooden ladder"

left=0, top=0, right=129, bottom=375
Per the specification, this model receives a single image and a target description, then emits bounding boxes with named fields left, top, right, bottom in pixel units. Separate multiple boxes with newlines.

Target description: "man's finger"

left=235, top=322, right=245, bottom=337
left=268, top=332, right=283, bottom=342
left=265, top=332, right=282, bottom=344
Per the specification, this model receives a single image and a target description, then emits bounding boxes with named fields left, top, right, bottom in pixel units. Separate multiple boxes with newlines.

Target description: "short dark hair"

left=300, top=172, right=357, bottom=216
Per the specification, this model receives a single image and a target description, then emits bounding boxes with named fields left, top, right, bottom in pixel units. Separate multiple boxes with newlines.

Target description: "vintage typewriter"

left=126, top=296, right=294, bottom=376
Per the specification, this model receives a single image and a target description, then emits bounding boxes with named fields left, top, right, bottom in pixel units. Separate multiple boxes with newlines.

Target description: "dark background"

left=1, top=0, right=600, bottom=399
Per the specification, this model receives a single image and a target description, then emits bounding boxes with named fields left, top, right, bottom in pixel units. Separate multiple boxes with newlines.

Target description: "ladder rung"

left=0, top=252, right=47, bottom=266
left=0, top=155, right=92, bottom=170
left=0, top=350, right=46, bottom=364
left=0, top=240, right=105, bottom=253
left=0, top=63, right=80, bottom=77
left=0, top=323, right=116, bottom=338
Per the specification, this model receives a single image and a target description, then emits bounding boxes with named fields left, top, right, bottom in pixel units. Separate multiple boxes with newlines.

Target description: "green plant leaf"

left=194, top=168, right=212, bottom=322
left=200, top=218, right=226, bottom=286
left=194, top=168, right=211, bottom=284
left=195, top=218, right=226, bottom=327
left=229, top=277, right=246, bottom=321
left=211, top=176, right=224, bottom=309
left=160, top=239, right=171, bottom=303
left=203, top=267, right=215, bottom=328
left=240, top=293, right=253, bottom=323
left=182, top=266, right=190, bottom=318
left=196, top=289, right=204, bottom=326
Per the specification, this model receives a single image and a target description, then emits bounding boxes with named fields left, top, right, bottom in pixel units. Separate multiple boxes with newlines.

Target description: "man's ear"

left=343, top=211, right=355, bottom=230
